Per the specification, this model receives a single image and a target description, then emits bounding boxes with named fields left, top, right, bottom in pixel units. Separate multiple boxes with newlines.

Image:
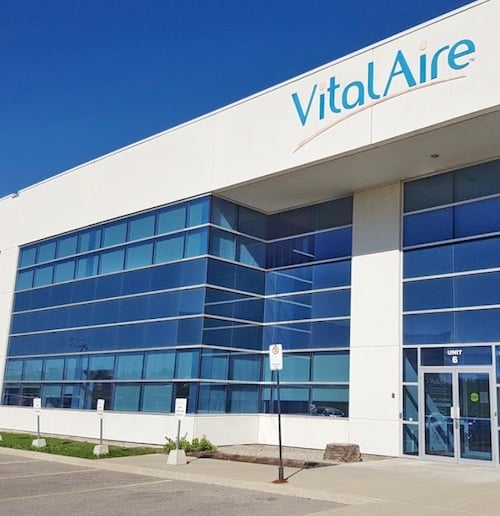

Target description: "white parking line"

left=1, top=468, right=99, bottom=480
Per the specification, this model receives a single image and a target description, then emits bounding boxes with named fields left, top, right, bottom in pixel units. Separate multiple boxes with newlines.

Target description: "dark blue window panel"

left=455, top=236, right=500, bottom=272
left=211, top=197, right=237, bottom=230
left=403, top=348, right=418, bottom=382
left=404, top=172, right=453, bottom=213
left=128, top=213, right=155, bottom=241
left=403, top=312, right=454, bottom=344
left=95, top=273, right=123, bottom=299
left=403, top=208, right=453, bottom=247
left=78, top=228, right=102, bottom=253
left=455, top=160, right=500, bottom=202
left=313, top=260, right=351, bottom=289
left=311, top=290, right=350, bottom=318
left=315, top=196, right=353, bottom=231
left=455, top=197, right=500, bottom=239
left=455, top=309, right=500, bottom=342
left=157, top=204, right=187, bottom=234
left=207, top=259, right=265, bottom=295
left=403, top=245, right=453, bottom=278
left=404, top=278, right=453, bottom=311
left=263, top=320, right=350, bottom=350
left=209, top=229, right=236, bottom=260
left=455, top=272, right=500, bottom=307
left=421, top=346, right=492, bottom=366
left=202, top=322, right=263, bottom=350
left=229, top=354, right=261, bottom=381
left=56, top=235, right=78, bottom=258
left=314, top=227, right=352, bottom=260
left=262, top=385, right=309, bottom=414
left=238, top=206, right=267, bottom=239
left=19, top=246, right=37, bottom=267
left=311, top=386, right=349, bottom=417
left=205, top=289, right=263, bottom=322
left=198, top=383, right=227, bottom=413
left=188, top=197, right=210, bottom=227
left=268, top=205, right=316, bottom=239
left=237, top=236, right=266, bottom=268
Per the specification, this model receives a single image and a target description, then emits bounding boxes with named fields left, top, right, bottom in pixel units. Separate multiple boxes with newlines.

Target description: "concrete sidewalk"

left=2, top=447, right=500, bottom=514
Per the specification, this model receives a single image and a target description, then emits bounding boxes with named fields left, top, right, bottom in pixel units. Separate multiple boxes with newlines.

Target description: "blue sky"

left=1, top=0, right=475, bottom=198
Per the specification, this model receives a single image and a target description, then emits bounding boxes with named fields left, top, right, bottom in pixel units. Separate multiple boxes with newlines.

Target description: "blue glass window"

left=23, top=359, right=43, bottom=381
left=154, top=234, right=184, bottom=263
left=280, top=354, right=310, bottom=382
left=201, top=351, right=228, bottom=380
left=403, top=208, right=453, bottom=247
left=210, top=229, right=236, bottom=260
left=38, top=241, right=56, bottom=263
left=20, top=246, right=37, bottom=267
left=402, top=424, right=419, bottom=456
left=78, top=229, right=102, bottom=252
left=16, top=270, right=34, bottom=291
left=454, top=272, right=500, bottom=307
left=230, top=354, right=261, bottom=381
left=238, top=206, right=267, bottom=239
left=404, top=172, right=453, bottom=213
left=403, top=312, right=453, bottom=345
left=113, top=385, right=140, bottom=411
left=102, top=221, right=127, bottom=247
left=142, top=384, right=172, bottom=412
left=144, top=351, right=175, bottom=379
left=34, top=265, right=53, bottom=287
left=228, top=385, right=259, bottom=413
left=42, top=385, right=62, bottom=408
left=455, top=197, right=500, bottom=239
left=175, top=350, right=199, bottom=378
left=185, top=228, right=208, bottom=257
left=455, top=160, right=500, bottom=202
left=54, top=260, right=75, bottom=283
left=4, top=360, right=22, bottom=381
left=116, top=353, right=144, bottom=380
left=238, top=236, right=266, bottom=268
left=76, top=255, right=99, bottom=278
left=125, top=242, right=153, bottom=269
left=44, top=357, right=65, bottom=380
left=311, top=386, right=349, bottom=417
left=403, top=348, right=418, bottom=382
left=312, top=352, right=349, bottom=382
left=157, top=204, right=187, bottom=234
left=56, top=235, right=78, bottom=258
left=88, top=355, right=114, bottom=380
left=403, top=385, right=418, bottom=421
left=403, top=245, right=453, bottom=278
left=403, top=278, right=453, bottom=311
left=65, top=356, right=89, bottom=380
left=188, top=197, right=210, bottom=227
left=421, top=346, right=492, bottom=366
left=455, top=236, right=500, bottom=272
left=100, top=249, right=125, bottom=274
left=455, top=309, right=500, bottom=342
left=128, top=214, right=155, bottom=241
left=211, top=197, right=237, bottom=230
left=198, top=383, right=226, bottom=413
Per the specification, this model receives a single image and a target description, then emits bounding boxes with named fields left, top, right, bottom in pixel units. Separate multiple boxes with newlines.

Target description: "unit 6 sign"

left=269, top=344, right=283, bottom=371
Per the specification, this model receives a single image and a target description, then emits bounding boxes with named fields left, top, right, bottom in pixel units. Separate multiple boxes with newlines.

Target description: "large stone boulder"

left=323, top=443, right=361, bottom=462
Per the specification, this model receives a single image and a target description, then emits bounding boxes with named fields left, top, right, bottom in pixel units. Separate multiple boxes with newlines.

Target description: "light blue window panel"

left=129, top=213, right=156, bottom=241
left=23, top=358, right=43, bottom=381
left=403, top=348, right=418, bottom=382
left=4, top=360, right=23, bottom=381
left=113, top=385, right=140, bottom=411
left=311, top=386, right=349, bottom=417
left=188, top=197, right=210, bottom=227
left=230, top=354, right=261, bottom=381
left=198, top=384, right=227, bottom=413
left=154, top=234, right=184, bottom=263
left=20, top=246, right=37, bottom=267
left=210, top=229, right=236, bottom=260
left=263, top=386, right=309, bottom=414
left=65, top=356, right=89, bottom=381
left=102, top=221, right=127, bottom=247
left=41, top=385, right=62, bottom=408
left=88, top=355, right=115, bottom=380
left=16, top=269, right=34, bottom=290
left=62, top=385, right=86, bottom=409
left=142, top=384, right=173, bottom=412
left=403, top=385, right=418, bottom=422
left=56, top=235, right=78, bottom=258
left=158, top=204, right=187, bottom=234
left=144, top=351, right=175, bottom=379
left=211, top=197, right=237, bottom=229
left=280, top=354, right=310, bottom=382
left=76, top=255, right=99, bottom=278
left=238, top=236, right=266, bottom=267
left=78, top=228, right=102, bottom=252
left=34, top=265, right=53, bottom=287
left=38, top=241, right=56, bottom=263
left=175, top=350, right=199, bottom=379
left=312, top=352, right=349, bottom=382
left=201, top=351, right=228, bottom=380
left=54, top=260, right=75, bottom=283
left=185, top=228, right=208, bottom=257
left=116, top=353, right=144, bottom=380
left=100, top=248, right=125, bottom=274
left=125, top=242, right=153, bottom=269
left=44, top=357, right=65, bottom=381
left=229, top=385, right=259, bottom=413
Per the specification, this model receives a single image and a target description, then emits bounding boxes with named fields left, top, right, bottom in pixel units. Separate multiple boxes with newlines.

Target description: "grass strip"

left=0, top=431, right=160, bottom=459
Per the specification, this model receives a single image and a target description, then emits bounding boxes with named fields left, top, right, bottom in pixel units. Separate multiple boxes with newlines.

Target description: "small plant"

left=164, top=434, right=216, bottom=454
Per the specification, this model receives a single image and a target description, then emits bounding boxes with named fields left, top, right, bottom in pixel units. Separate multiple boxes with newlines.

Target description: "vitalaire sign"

left=292, top=38, right=476, bottom=151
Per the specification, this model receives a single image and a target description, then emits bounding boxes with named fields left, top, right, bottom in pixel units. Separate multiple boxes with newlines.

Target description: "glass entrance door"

left=423, top=370, right=493, bottom=462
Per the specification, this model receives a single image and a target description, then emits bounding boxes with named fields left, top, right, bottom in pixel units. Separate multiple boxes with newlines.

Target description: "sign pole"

left=276, top=369, right=284, bottom=482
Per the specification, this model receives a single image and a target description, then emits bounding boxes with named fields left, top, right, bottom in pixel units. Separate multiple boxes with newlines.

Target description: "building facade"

left=0, top=0, right=499, bottom=463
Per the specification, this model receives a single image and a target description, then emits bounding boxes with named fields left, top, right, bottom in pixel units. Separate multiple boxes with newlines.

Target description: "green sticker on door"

left=470, top=392, right=479, bottom=403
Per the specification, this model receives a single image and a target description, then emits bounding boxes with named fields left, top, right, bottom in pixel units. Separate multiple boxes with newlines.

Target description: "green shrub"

left=164, top=434, right=216, bottom=453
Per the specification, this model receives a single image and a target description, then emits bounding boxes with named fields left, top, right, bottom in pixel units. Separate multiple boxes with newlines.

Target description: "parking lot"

left=0, top=451, right=341, bottom=516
